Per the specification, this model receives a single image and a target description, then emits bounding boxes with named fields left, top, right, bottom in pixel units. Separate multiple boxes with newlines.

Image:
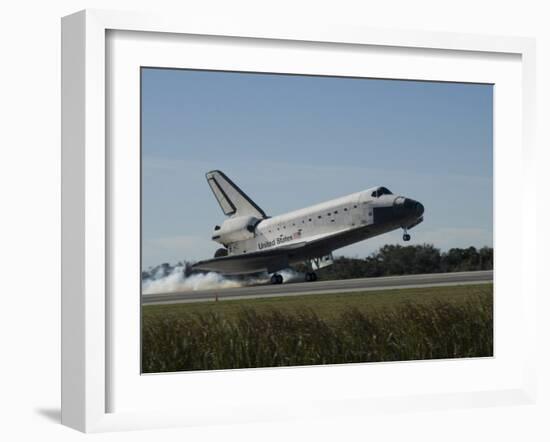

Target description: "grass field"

left=142, top=283, right=493, bottom=373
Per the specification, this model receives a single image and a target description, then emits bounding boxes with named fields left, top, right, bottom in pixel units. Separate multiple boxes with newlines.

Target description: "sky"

left=141, top=68, right=493, bottom=269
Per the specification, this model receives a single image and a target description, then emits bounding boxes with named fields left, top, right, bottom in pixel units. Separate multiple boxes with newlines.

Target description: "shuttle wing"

left=206, top=170, right=266, bottom=218
left=193, top=242, right=306, bottom=275
left=193, top=227, right=357, bottom=275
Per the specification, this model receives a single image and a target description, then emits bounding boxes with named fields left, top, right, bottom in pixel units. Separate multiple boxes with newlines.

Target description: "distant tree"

left=479, top=246, right=493, bottom=270
left=318, top=244, right=492, bottom=281
left=374, top=244, right=441, bottom=275
left=413, top=244, right=442, bottom=274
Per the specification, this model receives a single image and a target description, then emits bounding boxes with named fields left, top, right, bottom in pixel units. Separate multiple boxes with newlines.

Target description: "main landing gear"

left=270, top=273, right=283, bottom=284
left=305, top=272, right=318, bottom=282
left=402, top=227, right=411, bottom=242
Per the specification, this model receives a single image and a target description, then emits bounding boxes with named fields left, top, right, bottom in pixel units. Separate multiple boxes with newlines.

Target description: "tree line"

left=142, top=244, right=493, bottom=282
left=315, top=244, right=493, bottom=280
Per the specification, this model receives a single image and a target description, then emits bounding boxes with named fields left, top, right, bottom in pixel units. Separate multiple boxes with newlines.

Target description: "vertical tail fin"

left=206, top=170, right=267, bottom=218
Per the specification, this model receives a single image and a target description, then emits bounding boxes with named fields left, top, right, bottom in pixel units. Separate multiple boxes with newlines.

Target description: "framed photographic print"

left=139, top=67, right=494, bottom=374
left=61, top=9, right=537, bottom=432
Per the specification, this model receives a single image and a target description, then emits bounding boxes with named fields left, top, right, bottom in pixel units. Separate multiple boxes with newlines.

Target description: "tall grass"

left=142, top=295, right=492, bottom=373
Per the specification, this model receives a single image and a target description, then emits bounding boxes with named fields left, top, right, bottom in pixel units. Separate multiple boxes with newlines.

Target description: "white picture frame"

left=61, top=9, right=537, bottom=433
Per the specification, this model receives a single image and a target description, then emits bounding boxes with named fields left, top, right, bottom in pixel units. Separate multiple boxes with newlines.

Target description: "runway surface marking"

left=142, top=270, right=493, bottom=306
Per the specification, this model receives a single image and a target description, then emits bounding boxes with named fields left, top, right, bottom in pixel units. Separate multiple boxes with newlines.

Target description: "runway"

left=142, top=270, right=493, bottom=306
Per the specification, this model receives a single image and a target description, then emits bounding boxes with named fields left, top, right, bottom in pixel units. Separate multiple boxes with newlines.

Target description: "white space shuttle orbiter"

left=193, top=170, right=424, bottom=284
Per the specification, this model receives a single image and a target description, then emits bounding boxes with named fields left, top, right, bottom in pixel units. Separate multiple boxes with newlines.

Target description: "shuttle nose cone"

left=412, top=200, right=424, bottom=217
left=394, top=197, right=424, bottom=218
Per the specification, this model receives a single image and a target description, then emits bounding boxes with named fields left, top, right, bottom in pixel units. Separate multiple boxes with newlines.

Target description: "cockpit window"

left=371, top=187, right=393, bottom=198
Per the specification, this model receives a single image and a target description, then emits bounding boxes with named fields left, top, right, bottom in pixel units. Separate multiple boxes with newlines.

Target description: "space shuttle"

left=192, top=170, right=424, bottom=284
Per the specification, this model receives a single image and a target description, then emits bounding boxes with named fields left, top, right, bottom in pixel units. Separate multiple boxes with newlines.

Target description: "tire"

left=305, top=272, right=317, bottom=282
left=271, top=274, right=279, bottom=284
left=276, top=274, right=283, bottom=284
left=403, top=234, right=411, bottom=241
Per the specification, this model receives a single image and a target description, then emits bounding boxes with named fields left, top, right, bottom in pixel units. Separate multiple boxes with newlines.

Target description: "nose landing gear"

left=270, top=274, right=283, bottom=284
left=402, top=227, right=411, bottom=242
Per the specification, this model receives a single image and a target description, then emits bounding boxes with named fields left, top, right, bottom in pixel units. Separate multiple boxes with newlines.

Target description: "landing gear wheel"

left=305, top=272, right=318, bottom=282
left=276, top=274, right=283, bottom=284
left=271, top=274, right=283, bottom=284
left=403, top=233, right=411, bottom=241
